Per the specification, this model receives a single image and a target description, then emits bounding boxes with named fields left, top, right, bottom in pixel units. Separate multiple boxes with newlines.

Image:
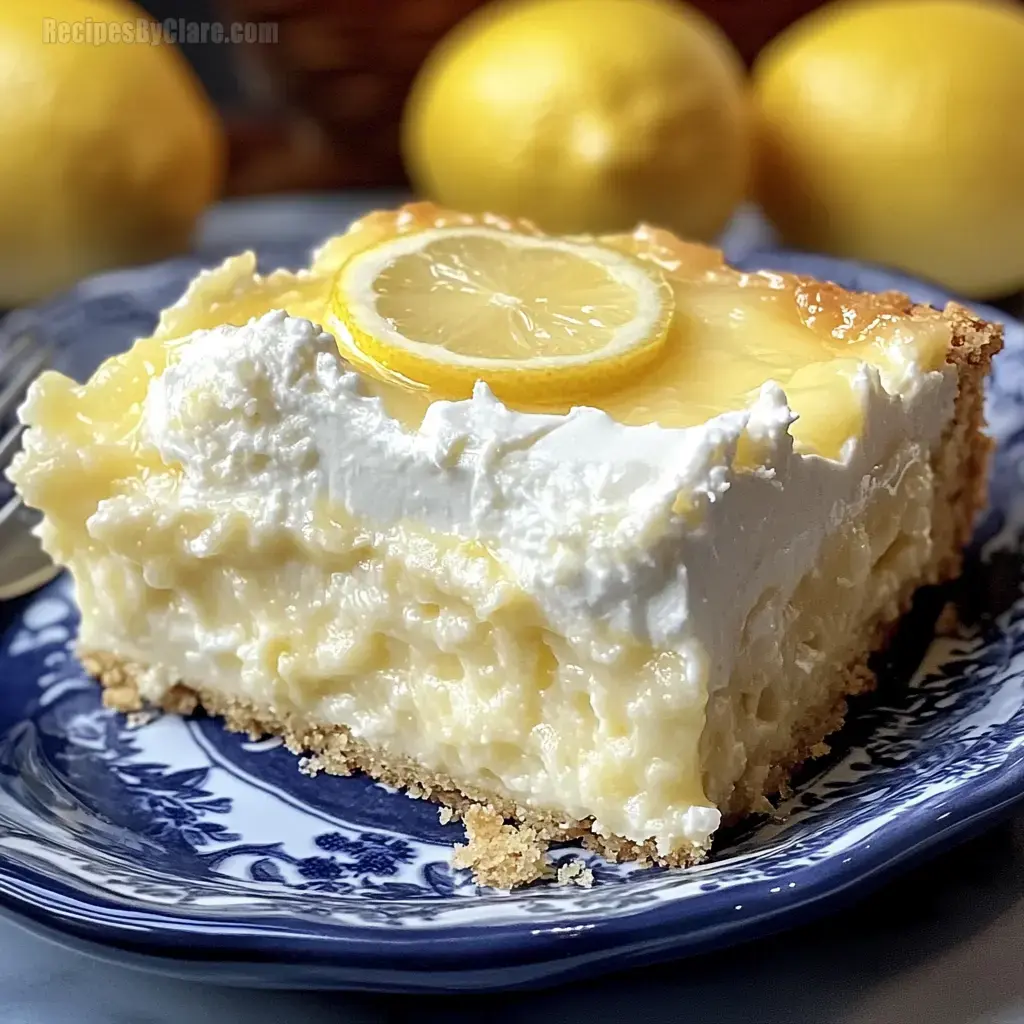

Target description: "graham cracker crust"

left=81, top=300, right=1001, bottom=889
left=84, top=649, right=689, bottom=887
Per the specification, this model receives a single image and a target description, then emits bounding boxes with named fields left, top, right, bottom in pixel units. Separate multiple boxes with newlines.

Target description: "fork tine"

left=0, top=333, right=55, bottom=599
left=0, top=492, right=56, bottom=599
left=0, top=338, right=48, bottom=421
left=0, top=333, right=35, bottom=380
left=0, top=493, right=40, bottom=540
left=0, top=421, right=24, bottom=469
left=0, top=493, right=24, bottom=531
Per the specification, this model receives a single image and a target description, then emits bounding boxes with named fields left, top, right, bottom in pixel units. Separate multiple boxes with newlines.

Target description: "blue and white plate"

left=0, top=226, right=1023, bottom=992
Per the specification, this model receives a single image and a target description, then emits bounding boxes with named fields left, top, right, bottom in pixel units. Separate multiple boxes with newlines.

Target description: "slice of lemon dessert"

left=9, top=203, right=1002, bottom=887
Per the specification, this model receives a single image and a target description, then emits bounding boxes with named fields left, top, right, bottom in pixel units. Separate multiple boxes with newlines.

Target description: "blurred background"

left=145, top=0, right=825, bottom=194
left=2, top=0, right=1023, bottom=308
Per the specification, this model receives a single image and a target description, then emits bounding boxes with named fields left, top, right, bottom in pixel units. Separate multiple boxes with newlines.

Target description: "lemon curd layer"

left=10, top=204, right=973, bottom=861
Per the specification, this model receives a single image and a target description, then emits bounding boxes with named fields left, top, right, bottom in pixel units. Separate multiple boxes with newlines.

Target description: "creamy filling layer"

left=67, top=435, right=940, bottom=854
left=702, top=441, right=938, bottom=813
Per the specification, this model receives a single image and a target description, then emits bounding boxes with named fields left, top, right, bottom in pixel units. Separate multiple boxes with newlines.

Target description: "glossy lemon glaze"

left=321, top=205, right=952, bottom=458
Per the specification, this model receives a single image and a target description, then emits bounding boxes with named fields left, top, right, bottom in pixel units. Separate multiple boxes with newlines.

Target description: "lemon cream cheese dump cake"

left=9, top=204, right=1001, bottom=888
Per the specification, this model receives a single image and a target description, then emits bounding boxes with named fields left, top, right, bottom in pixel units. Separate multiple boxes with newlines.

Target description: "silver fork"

left=0, top=331, right=57, bottom=599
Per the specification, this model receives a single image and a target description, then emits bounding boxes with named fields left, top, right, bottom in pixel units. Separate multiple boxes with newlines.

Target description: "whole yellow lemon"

left=0, top=0, right=224, bottom=305
left=754, top=0, right=1024, bottom=297
left=402, top=0, right=750, bottom=242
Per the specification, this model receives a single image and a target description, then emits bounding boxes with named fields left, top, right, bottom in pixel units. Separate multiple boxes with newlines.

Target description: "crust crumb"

left=125, top=709, right=158, bottom=729
left=847, top=664, right=876, bottom=696
left=556, top=859, right=595, bottom=888
left=299, top=755, right=324, bottom=777
left=438, top=806, right=456, bottom=825
left=163, top=684, right=199, bottom=716
left=102, top=684, right=142, bottom=713
left=935, top=601, right=961, bottom=637
left=452, top=804, right=550, bottom=889
left=580, top=830, right=655, bottom=868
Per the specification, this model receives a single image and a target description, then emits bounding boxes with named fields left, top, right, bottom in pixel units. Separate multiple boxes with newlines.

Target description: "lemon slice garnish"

left=330, top=225, right=674, bottom=402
